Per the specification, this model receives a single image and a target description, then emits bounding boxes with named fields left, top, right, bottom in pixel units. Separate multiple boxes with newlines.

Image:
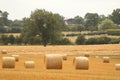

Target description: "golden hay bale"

left=74, top=57, right=89, bottom=70
left=1, top=50, right=7, bottom=54
left=115, top=64, right=120, bottom=70
left=11, top=55, right=19, bottom=61
left=24, top=61, right=35, bottom=68
left=103, top=57, right=110, bottom=63
left=45, top=54, right=63, bottom=69
left=84, top=53, right=90, bottom=57
left=2, top=57, right=15, bottom=68
left=61, top=54, right=67, bottom=60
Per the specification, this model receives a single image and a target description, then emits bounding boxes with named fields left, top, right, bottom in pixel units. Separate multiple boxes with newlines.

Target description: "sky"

left=0, top=0, right=120, bottom=20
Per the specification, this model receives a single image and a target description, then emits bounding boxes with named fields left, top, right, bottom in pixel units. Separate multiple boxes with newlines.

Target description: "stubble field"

left=0, top=44, right=120, bottom=80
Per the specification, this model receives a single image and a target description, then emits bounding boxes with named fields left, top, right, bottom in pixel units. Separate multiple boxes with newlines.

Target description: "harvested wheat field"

left=0, top=44, right=120, bottom=80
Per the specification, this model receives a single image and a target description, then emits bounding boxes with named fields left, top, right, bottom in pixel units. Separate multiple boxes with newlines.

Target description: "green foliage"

left=76, top=35, right=85, bottom=45
left=0, top=11, right=9, bottom=26
left=85, top=36, right=119, bottom=44
left=8, top=28, right=21, bottom=33
left=0, top=10, right=23, bottom=33
left=96, top=36, right=111, bottom=44
left=99, top=15, right=107, bottom=23
left=65, top=16, right=84, bottom=24
left=109, top=38, right=120, bottom=44
left=98, top=19, right=117, bottom=31
left=66, top=24, right=85, bottom=32
left=107, top=29, right=120, bottom=35
left=0, top=35, right=23, bottom=45
left=0, top=10, right=9, bottom=33
left=0, top=27, right=6, bottom=33
left=15, top=36, right=22, bottom=45
left=109, top=8, right=120, bottom=24
left=54, top=38, right=72, bottom=45
left=22, top=9, right=64, bottom=46
left=85, top=31, right=106, bottom=35
left=8, top=20, right=24, bottom=33
left=0, top=35, right=8, bottom=45
left=84, top=13, right=99, bottom=31
left=85, top=38, right=97, bottom=44
left=76, top=24, right=85, bottom=31
left=73, top=16, right=84, bottom=24
left=76, top=35, right=119, bottom=45
left=66, top=33, right=78, bottom=37
left=8, top=35, right=15, bottom=44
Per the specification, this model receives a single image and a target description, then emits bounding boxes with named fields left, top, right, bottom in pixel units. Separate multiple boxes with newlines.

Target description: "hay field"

left=0, top=44, right=120, bottom=80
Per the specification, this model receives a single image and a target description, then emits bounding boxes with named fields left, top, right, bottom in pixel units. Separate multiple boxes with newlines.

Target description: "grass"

left=0, top=44, right=120, bottom=80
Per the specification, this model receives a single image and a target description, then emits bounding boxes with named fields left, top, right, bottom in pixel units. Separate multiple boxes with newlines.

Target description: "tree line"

left=0, top=10, right=24, bottom=33
left=64, top=8, right=120, bottom=31
left=0, top=8, right=120, bottom=33
left=0, top=8, right=120, bottom=46
left=0, top=34, right=120, bottom=45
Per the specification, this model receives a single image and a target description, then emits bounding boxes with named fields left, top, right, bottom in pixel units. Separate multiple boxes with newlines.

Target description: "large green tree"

left=98, top=19, right=117, bottom=31
left=22, top=9, right=65, bottom=46
left=84, top=13, right=99, bottom=31
left=109, top=8, right=120, bottom=24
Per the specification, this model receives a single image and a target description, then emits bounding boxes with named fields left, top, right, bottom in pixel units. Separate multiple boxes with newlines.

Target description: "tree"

left=15, top=36, right=22, bottom=45
left=8, top=35, right=15, bottom=44
left=98, top=19, right=117, bottom=31
left=22, top=9, right=65, bottom=46
left=76, top=35, right=85, bottom=45
left=0, top=35, right=8, bottom=45
left=65, top=16, right=84, bottom=25
left=85, top=38, right=97, bottom=44
left=0, top=10, right=9, bottom=33
left=76, top=24, right=85, bottom=31
left=99, top=15, right=107, bottom=23
left=53, top=38, right=72, bottom=45
left=9, top=19, right=24, bottom=33
left=84, top=13, right=99, bottom=31
left=109, top=8, right=120, bottom=24
left=74, top=16, right=84, bottom=24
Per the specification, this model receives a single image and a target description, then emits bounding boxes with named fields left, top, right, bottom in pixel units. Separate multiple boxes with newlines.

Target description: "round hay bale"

left=61, top=54, right=67, bottom=60
left=24, top=61, right=35, bottom=68
left=1, top=50, right=7, bottom=54
left=74, top=57, right=89, bottom=70
left=2, top=57, right=15, bottom=68
left=115, top=64, right=120, bottom=70
left=103, top=57, right=110, bottom=63
left=84, top=53, right=90, bottom=57
left=45, top=54, right=63, bottom=69
left=11, top=55, right=19, bottom=61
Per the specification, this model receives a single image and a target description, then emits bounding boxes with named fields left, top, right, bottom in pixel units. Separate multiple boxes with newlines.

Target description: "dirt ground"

left=0, top=44, right=120, bottom=80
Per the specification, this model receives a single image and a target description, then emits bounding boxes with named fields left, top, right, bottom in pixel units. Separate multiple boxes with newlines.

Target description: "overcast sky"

left=0, top=0, right=120, bottom=20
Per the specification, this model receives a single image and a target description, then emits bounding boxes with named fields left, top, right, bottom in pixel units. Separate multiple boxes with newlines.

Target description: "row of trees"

left=0, top=35, right=22, bottom=45
left=65, top=8, right=120, bottom=31
left=0, top=8, right=120, bottom=46
left=76, top=35, right=120, bottom=45
left=0, top=35, right=72, bottom=45
left=0, top=10, right=24, bottom=33
left=0, top=9, right=120, bottom=33
left=0, top=34, right=120, bottom=45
